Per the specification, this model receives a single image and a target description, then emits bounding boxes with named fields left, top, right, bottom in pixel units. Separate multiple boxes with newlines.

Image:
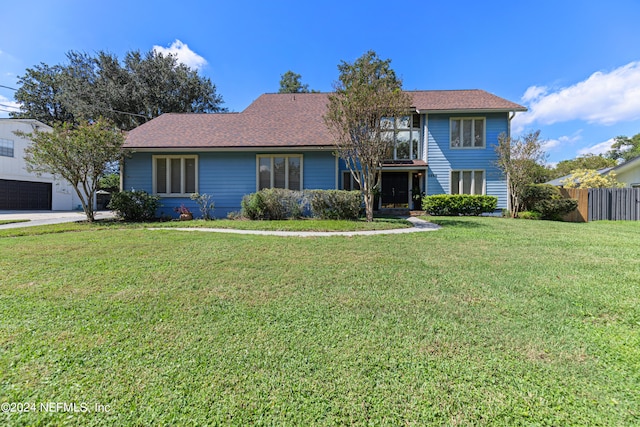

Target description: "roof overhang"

left=381, top=160, right=428, bottom=171
left=123, top=145, right=337, bottom=153
left=416, top=108, right=527, bottom=114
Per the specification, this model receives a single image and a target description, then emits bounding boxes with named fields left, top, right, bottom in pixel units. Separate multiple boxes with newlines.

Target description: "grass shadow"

left=425, top=217, right=488, bottom=228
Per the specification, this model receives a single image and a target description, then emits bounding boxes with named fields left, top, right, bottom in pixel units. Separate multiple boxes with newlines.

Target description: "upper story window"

left=450, top=118, right=485, bottom=148
left=0, top=138, right=14, bottom=157
left=153, top=155, right=198, bottom=196
left=257, top=155, right=302, bottom=191
left=382, top=113, right=421, bottom=160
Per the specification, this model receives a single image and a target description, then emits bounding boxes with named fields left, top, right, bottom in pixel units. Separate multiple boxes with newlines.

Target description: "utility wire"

left=0, top=84, right=17, bottom=91
left=0, top=103, right=19, bottom=110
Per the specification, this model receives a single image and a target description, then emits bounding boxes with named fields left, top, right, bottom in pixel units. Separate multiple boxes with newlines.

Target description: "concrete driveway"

left=0, top=210, right=115, bottom=229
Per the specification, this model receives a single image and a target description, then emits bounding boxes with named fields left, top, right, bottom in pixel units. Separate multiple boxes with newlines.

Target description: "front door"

left=381, top=172, right=409, bottom=208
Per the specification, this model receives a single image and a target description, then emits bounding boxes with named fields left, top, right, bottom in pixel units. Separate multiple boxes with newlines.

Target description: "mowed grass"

left=0, top=217, right=638, bottom=425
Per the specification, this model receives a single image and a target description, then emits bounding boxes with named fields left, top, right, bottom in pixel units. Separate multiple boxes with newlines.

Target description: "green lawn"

left=0, top=217, right=638, bottom=425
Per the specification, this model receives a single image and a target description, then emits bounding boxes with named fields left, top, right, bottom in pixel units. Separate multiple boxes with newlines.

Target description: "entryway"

left=381, top=172, right=409, bottom=208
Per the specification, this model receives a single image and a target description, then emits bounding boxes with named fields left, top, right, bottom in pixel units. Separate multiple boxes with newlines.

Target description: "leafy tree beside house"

left=16, top=118, right=125, bottom=222
left=551, top=154, right=617, bottom=179
left=607, top=133, right=640, bottom=162
left=323, top=51, right=412, bottom=222
left=494, top=130, right=547, bottom=218
left=12, top=49, right=225, bottom=130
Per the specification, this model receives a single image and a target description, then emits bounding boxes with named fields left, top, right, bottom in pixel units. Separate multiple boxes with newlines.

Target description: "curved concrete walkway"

left=151, top=216, right=440, bottom=237
left=0, top=210, right=116, bottom=229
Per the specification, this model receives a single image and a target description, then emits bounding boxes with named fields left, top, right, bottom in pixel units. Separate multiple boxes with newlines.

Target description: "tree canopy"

left=17, top=118, right=125, bottom=221
left=607, top=133, right=640, bottom=162
left=551, top=154, right=617, bottom=178
left=12, top=50, right=225, bottom=130
left=324, top=51, right=412, bottom=222
left=560, top=169, right=625, bottom=189
left=278, top=70, right=316, bottom=93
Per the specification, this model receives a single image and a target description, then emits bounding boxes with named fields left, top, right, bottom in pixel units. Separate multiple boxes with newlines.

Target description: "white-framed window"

left=342, top=171, right=361, bottom=191
left=450, top=118, right=485, bottom=148
left=451, top=170, right=485, bottom=195
left=152, top=155, right=198, bottom=196
left=0, top=138, right=14, bottom=157
left=257, top=155, right=302, bottom=191
left=382, top=113, right=421, bottom=160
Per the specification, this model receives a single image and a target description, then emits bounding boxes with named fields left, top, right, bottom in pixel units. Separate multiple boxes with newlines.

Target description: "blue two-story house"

left=122, top=90, right=526, bottom=218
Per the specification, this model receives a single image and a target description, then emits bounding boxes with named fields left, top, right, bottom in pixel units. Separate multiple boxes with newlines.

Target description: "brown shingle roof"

left=124, top=90, right=526, bottom=149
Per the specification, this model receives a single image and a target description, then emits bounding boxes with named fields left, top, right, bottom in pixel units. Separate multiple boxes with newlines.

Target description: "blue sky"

left=2, top=0, right=640, bottom=164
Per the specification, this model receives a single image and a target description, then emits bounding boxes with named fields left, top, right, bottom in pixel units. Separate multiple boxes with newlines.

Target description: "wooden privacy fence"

left=559, top=188, right=640, bottom=222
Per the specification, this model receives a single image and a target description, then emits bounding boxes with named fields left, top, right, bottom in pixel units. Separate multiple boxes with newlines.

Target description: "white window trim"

left=256, top=154, right=304, bottom=191
left=450, top=169, right=486, bottom=195
left=450, top=117, right=486, bottom=149
left=152, top=155, right=198, bottom=196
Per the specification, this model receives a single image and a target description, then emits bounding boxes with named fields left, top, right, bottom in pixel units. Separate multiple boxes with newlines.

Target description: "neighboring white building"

left=0, top=118, right=83, bottom=210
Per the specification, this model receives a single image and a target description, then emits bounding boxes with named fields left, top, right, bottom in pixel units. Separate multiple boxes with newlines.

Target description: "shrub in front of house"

left=108, top=190, right=161, bottom=221
left=241, top=188, right=306, bottom=220
left=308, top=190, right=362, bottom=220
left=422, top=194, right=498, bottom=216
left=521, top=184, right=578, bottom=220
left=518, top=210, right=542, bottom=220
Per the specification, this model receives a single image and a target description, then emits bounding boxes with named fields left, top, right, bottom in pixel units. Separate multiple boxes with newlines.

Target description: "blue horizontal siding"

left=426, top=113, right=508, bottom=209
left=123, top=150, right=337, bottom=218
left=304, top=151, right=337, bottom=189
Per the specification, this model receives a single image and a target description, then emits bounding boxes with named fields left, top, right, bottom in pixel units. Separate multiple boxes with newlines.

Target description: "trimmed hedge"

left=522, top=184, right=578, bottom=220
left=108, top=190, right=161, bottom=221
left=241, top=188, right=305, bottom=220
left=241, top=189, right=363, bottom=220
left=308, top=190, right=362, bottom=220
left=422, top=194, right=498, bottom=216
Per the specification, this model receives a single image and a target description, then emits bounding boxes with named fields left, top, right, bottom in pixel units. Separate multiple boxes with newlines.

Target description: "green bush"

left=422, top=194, right=498, bottom=216
left=522, top=184, right=578, bottom=220
left=108, top=190, right=161, bottom=221
left=308, top=190, right=362, bottom=220
left=241, top=188, right=305, bottom=220
left=518, top=211, right=542, bottom=220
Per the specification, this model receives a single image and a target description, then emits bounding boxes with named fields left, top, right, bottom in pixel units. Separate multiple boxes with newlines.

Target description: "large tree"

left=17, top=118, right=125, bottom=222
left=12, top=49, right=225, bottom=130
left=12, top=63, right=74, bottom=125
left=551, top=153, right=617, bottom=178
left=494, top=130, right=547, bottom=218
left=278, top=70, right=310, bottom=93
left=607, top=133, right=640, bottom=162
left=324, top=51, right=412, bottom=222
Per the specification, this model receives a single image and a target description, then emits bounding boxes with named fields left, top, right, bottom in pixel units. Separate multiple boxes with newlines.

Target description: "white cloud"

left=577, top=138, right=616, bottom=156
left=521, top=85, right=547, bottom=103
left=542, top=131, right=582, bottom=151
left=513, top=62, right=640, bottom=131
left=152, top=40, right=207, bottom=71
